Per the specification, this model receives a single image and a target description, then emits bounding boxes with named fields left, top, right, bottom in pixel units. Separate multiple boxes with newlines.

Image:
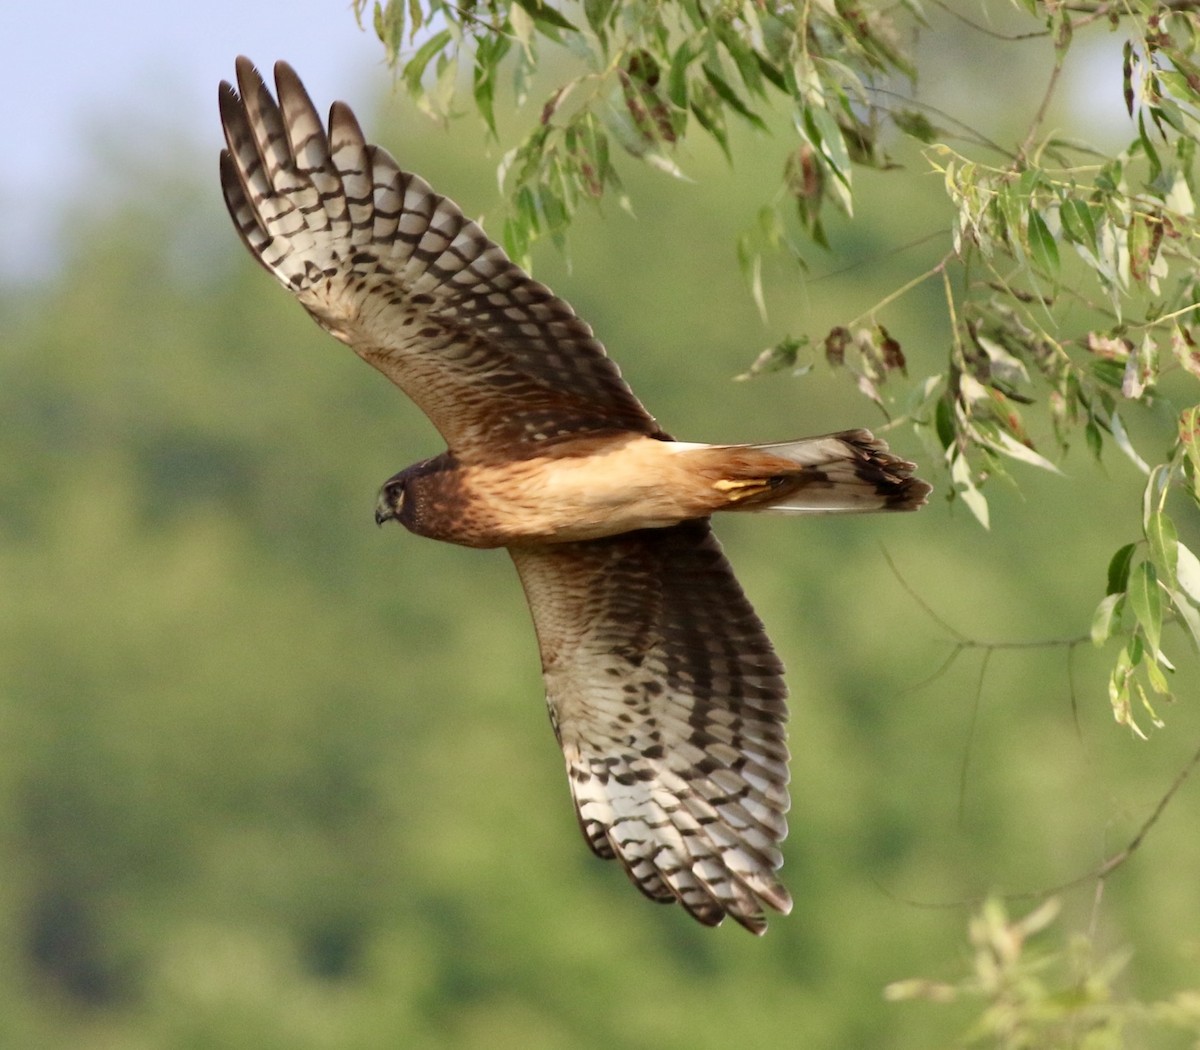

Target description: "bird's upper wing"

left=509, top=520, right=792, bottom=933
left=219, top=58, right=663, bottom=461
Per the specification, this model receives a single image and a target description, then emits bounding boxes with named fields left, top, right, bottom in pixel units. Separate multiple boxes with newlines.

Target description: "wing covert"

left=219, top=57, right=664, bottom=460
left=510, top=520, right=793, bottom=933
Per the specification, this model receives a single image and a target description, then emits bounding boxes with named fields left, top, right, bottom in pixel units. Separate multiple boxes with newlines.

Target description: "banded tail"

left=708, top=429, right=931, bottom=515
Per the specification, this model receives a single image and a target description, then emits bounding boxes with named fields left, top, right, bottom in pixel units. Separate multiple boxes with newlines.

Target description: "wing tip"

left=234, top=54, right=261, bottom=87
left=592, top=803, right=793, bottom=935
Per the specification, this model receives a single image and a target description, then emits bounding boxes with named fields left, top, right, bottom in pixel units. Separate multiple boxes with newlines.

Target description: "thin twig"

left=958, top=647, right=991, bottom=826
left=866, top=87, right=1013, bottom=159
left=880, top=546, right=967, bottom=643
left=846, top=257, right=949, bottom=330
left=804, top=229, right=949, bottom=287
left=900, top=644, right=966, bottom=695
left=882, top=546, right=1089, bottom=653
left=928, top=0, right=1052, bottom=42
left=1017, top=48, right=1067, bottom=165
left=876, top=737, right=1200, bottom=910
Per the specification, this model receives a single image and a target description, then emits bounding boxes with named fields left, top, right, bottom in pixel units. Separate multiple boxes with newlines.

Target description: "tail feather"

left=725, top=429, right=931, bottom=515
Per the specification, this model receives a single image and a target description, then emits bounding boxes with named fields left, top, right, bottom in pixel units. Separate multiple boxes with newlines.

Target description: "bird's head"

left=374, top=473, right=406, bottom=527
left=374, top=456, right=451, bottom=537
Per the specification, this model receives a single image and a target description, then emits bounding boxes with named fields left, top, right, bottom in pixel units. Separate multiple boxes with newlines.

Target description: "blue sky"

left=5, top=2, right=1127, bottom=283
left=5, top=0, right=386, bottom=280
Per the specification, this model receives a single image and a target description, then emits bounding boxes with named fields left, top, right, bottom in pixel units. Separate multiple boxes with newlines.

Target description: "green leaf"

left=1169, top=586, right=1200, bottom=650
left=1027, top=210, right=1060, bottom=276
left=1159, top=68, right=1200, bottom=118
left=892, top=109, right=938, bottom=143
left=1171, top=325, right=1200, bottom=379
left=510, top=3, right=534, bottom=50
left=1059, top=197, right=1098, bottom=255
left=1110, top=411, right=1151, bottom=474
left=935, top=395, right=955, bottom=451
left=512, top=0, right=578, bottom=32
left=702, top=65, right=768, bottom=131
left=1176, top=542, right=1200, bottom=605
left=1136, top=111, right=1163, bottom=184
left=667, top=41, right=696, bottom=109
left=711, top=20, right=763, bottom=98
left=803, top=105, right=852, bottom=194
left=734, top=336, right=809, bottom=380
left=690, top=91, right=730, bottom=161
left=1127, top=213, right=1152, bottom=284
left=1142, top=462, right=1171, bottom=531
left=583, top=0, right=616, bottom=39
left=1137, top=680, right=1166, bottom=730
left=1180, top=405, right=1200, bottom=480
left=950, top=453, right=989, bottom=529
left=1122, top=332, right=1160, bottom=400
left=1095, top=156, right=1123, bottom=194
left=1145, top=654, right=1172, bottom=696
left=504, top=185, right=541, bottom=266
left=1145, top=510, right=1178, bottom=588
left=987, top=430, right=1062, bottom=474
left=404, top=28, right=453, bottom=98
left=473, top=34, right=510, bottom=135
left=1151, top=96, right=1187, bottom=136
left=1108, top=641, right=1140, bottom=735
left=1107, top=543, right=1137, bottom=596
left=754, top=52, right=789, bottom=94
left=1091, top=592, right=1123, bottom=646
left=1090, top=358, right=1125, bottom=390
left=374, top=0, right=404, bottom=60
left=1129, top=562, right=1162, bottom=656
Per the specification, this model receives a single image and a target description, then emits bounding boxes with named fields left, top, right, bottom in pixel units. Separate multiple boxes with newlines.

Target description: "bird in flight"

left=218, top=57, right=930, bottom=934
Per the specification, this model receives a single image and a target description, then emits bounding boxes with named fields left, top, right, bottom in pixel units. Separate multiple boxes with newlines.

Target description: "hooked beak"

left=374, top=491, right=396, bottom=527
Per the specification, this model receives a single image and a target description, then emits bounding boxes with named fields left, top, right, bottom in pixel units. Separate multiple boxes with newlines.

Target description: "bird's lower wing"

left=509, top=520, right=793, bottom=934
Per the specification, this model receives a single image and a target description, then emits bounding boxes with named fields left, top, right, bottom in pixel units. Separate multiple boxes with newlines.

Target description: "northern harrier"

left=219, top=58, right=930, bottom=934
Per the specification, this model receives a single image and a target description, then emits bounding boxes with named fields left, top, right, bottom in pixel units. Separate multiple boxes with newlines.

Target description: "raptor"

left=219, top=58, right=930, bottom=933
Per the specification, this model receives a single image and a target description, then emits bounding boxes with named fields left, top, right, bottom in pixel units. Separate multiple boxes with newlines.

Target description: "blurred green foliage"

left=890, top=896, right=1200, bottom=1048
left=2, top=59, right=1200, bottom=1050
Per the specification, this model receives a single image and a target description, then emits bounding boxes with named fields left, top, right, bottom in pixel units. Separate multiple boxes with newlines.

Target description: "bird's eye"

left=374, top=477, right=405, bottom=526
